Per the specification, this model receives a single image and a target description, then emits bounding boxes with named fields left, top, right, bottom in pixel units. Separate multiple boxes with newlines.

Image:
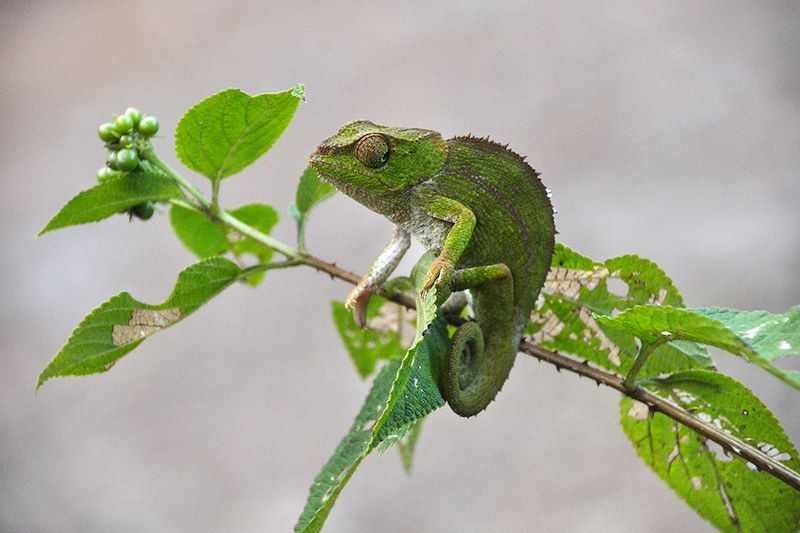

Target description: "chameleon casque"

left=309, top=121, right=555, bottom=417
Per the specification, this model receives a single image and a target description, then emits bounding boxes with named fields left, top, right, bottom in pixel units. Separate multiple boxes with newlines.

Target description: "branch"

left=298, top=250, right=800, bottom=492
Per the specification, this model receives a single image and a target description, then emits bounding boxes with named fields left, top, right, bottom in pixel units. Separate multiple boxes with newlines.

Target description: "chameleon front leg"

left=420, top=195, right=476, bottom=297
left=346, top=225, right=410, bottom=327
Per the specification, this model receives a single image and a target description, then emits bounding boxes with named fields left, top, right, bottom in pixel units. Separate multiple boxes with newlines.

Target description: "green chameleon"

left=310, top=121, right=556, bottom=417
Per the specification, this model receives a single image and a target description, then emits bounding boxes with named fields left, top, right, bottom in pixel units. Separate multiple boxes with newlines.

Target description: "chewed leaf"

left=175, top=85, right=304, bottom=181
left=599, top=305, right=800, bottom=391
left=529, top=245, right=712, bottom=376
left=37, top=257, right=243, bottom=389
left=39, top=171, right=184, bottom=235
left=331, top=297, right=405, bottom=379
left=621, top=371, right=800, bottom=532
left=693, top=306, right=800, bottom=361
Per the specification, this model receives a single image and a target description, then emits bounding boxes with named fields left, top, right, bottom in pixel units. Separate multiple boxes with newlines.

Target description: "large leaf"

left=295, top=253, right=444, bottom=532
left=37, top=258, right=243, bottom=389
left=621, top=371, right=800, bottom=532
left=39, top=171, right=184, bottom=235
left=169, top=203, right=279, bottom=286
left=175, top=85, right=304, bottom=181
left=295, top=316, right=447, bottom=533
left=528, top=244, right=712, bottom=376
left=289, top=167, right=336, bottom=248
left=598, top=305, right=800, bottom=391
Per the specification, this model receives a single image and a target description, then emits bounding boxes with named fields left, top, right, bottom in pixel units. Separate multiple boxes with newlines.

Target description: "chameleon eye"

left=355, top=134, right=390, bottom=168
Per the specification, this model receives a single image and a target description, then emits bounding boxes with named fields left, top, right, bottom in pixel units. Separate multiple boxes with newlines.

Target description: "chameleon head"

left=309, top=120, right=448, bottom=215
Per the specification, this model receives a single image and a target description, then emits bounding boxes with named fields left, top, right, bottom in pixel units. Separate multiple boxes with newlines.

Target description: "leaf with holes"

left=621, top=370, right=800, bottom=532
left=331, top=297, right=405, bottom=379
left=37, top=258, right=243, bottom=389
left=598, top=305, right=799, bottom=391
left=175, top=85, right=304, bottom=181
left=527, top=245, right=713, bottom=376
left=39, top=171, right=184, bottom=235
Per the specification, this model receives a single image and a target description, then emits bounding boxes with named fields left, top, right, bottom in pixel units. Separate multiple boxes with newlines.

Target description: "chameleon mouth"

left=308, top=154, right=405, bottom=192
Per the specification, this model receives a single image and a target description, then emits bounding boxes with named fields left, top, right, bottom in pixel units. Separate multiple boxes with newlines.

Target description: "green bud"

left=106, top=151, right=119, bottom=170
left=114, top=114, right=134, bottom=134
left=124, top=107, right=142, bottom=126
left=98, top=123, right=120, bottom=142
left=138, top=116, right=159, bottom=137
left=115, top=148, right=139, bottom=171
left=96, top=166, right=122, bottom=182
left=131, top=202, right=155, bottom=220
left=119, top=135, right=134, bottom=148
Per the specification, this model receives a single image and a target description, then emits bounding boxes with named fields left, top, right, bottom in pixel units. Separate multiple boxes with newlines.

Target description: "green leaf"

left=395, top=418, right=425, bottom=474
left=528, top=244, right=712, bottom=376
left=331, top=297, right=404, bottom=378
left=289, top=167, right=336, bottom=248
left=37, top=257, right=243, bottom=389
left=175, top=85, right=304, bottom=181
left=295, top=317, right=447, bottom=533
left=169, top=203, right=279, bottom=286
left=621, top=370, right=800, bottom=532
left=694, top=306, right=800, bottom=362
left=169, top=204, right=229, bottom=258
left=598, top=305, right=800, bottom=391
left=39, top=172, right=184, bottom=235
left=295, top=253, right=445, bottom=532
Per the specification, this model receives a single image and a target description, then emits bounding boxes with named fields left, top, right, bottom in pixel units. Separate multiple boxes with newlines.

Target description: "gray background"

left=2, top=1, right=798, bottom=531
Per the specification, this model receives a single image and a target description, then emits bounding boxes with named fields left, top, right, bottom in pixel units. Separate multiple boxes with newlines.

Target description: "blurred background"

left=1, top=1, right=798, bottom=531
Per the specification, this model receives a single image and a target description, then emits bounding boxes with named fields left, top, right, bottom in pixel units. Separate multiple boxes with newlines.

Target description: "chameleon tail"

left=442, top=321, right=517, bottom=417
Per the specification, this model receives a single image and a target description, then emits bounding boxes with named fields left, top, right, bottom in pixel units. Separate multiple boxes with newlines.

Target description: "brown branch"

left=297, top=251, right=800, bottom=492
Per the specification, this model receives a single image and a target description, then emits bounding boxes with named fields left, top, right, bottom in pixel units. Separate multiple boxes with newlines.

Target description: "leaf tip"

left=292, top=82, right=306, bottom=101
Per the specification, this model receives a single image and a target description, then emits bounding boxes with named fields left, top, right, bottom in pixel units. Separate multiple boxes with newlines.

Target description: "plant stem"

left=142, top=146, right=208, bottom=206
left=211, top=178, right=221, bottom=210
left=624, top=333, right=671, bottom=393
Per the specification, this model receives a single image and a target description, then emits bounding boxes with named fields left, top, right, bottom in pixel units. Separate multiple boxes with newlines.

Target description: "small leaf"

left=621, top=370, right=800, bottom=533
left=39, top=172, right=184, bottom=235
left=169, top=203, right=279, bottom=287
left=37, top=258, right=243, bottom=389
left=331, top=297, right=404, bottom=378
left=395, top=418, right=425, bottom=474
left=169, top=204, right=229, bottom=258
left=175, top=85, right=303, bottom=181
left=290, top=166, right=336, bottom=248
left=599, top=305, right=800, bottom=391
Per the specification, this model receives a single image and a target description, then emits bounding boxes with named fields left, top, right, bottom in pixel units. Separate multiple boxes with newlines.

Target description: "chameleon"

left=309, top=121, right=555, bottom=417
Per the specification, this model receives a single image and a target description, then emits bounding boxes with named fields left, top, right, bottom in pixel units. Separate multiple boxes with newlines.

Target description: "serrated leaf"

left=37, top=257, right=243, bottom=388
left=331, top=297, right=404, bottom=378
left=621, top=370, right=800, bottom=532
left=175, top=85, right=303, bottom=181
left=694, top=306, right=800, bottom=362
left=528, top=244, right=712, bottom=376
left=169, top=203, right=279, bottom=286
left=599, top=305, right=800, bottom=391
left=295, top=253, right=445, bottom=532
left=295, top=317, right=447, bottom=533
left=39, top=172, right=184, bottom=235
left=290, top=167, right=336, bottom=248
left=395, top=418, right=425, bottom=474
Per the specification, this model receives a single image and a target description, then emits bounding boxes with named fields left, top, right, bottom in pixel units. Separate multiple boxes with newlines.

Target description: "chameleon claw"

left=345, top=286, right=373, bottom=328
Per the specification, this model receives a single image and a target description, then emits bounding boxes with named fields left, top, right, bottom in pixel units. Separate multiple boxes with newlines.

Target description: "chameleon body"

left=310, top=121, right=555, bottom=417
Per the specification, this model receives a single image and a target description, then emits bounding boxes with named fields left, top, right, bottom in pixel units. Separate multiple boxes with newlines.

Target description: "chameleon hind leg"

left=443, top=263, right=515, bottom=417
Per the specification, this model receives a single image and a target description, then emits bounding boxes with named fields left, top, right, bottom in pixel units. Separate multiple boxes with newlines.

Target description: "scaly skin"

left=310, top=121, right=555, bottom=417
